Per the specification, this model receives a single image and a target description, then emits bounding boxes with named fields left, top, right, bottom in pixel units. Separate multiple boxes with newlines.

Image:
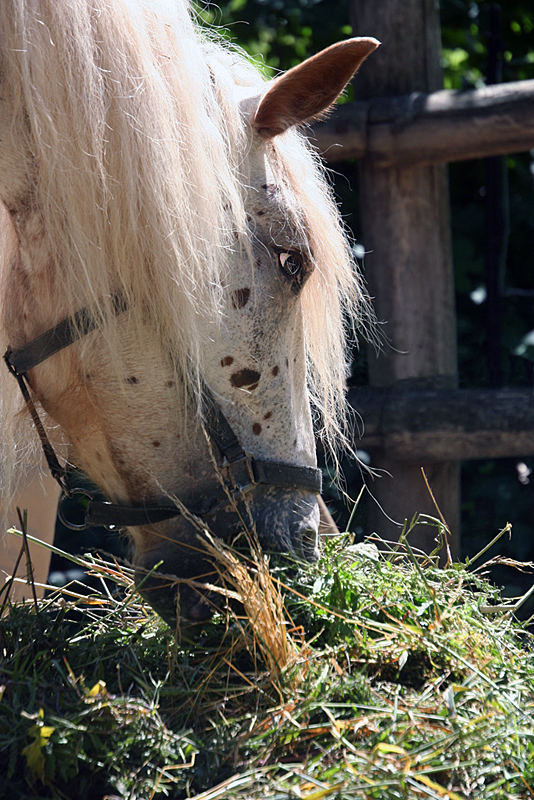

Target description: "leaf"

left=398, top=650, right=409, bottom=671
left=87, top=680, right=107, bottom=698
left=21, top=716, right=56, bottom=782
left=302, top=783, right=345, bottom=799
left=374, top=742, right=409, bottom=756
left=413, top=773, right=466, bottom=800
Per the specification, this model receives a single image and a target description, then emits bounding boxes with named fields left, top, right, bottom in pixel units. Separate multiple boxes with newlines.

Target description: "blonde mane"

left=0, top=0, right=373, bottom=501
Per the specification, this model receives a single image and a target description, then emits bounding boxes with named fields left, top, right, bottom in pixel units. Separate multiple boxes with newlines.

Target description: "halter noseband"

left=3, top=295, right=322, bottom=531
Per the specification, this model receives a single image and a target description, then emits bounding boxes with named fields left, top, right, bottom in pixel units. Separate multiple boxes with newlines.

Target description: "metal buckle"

left=58, top=488, right=95, bottom=531
left=222, top=454, right=258, bottom=495
left=3, top=349, right=18, bottom=377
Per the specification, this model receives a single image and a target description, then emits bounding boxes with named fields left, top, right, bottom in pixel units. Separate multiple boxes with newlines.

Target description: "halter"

left=3, top=295, right=322, bottom=531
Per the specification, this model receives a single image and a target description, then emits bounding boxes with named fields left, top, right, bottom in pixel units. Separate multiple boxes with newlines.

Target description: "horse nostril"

left=293, top=524, right=319, bottom=561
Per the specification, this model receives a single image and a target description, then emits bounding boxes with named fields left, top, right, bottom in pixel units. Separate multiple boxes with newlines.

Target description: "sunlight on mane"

left=0, top=0, right=373, bottom=509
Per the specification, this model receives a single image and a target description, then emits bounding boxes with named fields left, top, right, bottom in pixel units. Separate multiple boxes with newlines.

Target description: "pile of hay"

left=0, top=522, right=532, bottom=799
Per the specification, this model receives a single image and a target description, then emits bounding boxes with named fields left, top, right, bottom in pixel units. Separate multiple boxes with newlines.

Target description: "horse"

left=0, top=0, right=377, bottom=624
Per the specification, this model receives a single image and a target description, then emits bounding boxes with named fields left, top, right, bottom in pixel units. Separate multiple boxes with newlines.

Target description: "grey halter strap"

left=3, top=296, right=322, bottom=531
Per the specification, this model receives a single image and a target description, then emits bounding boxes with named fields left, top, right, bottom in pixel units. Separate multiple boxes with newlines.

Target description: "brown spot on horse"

left=231, top=288, right=250, bottom=309
left=230, top=368, right=261, bottom=391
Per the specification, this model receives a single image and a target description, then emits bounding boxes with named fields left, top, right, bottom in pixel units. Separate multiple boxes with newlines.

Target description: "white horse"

left=0, top=0, right=377, bottom=621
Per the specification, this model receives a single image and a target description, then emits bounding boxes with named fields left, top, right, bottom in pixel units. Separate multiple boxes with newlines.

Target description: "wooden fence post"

left=350, top=0, right=460, bottom=553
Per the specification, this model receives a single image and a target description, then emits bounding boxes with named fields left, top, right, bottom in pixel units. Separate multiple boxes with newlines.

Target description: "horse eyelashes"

left=278, top=250, right=304, bottom=278
left=276, top=250, right=312, bottom=291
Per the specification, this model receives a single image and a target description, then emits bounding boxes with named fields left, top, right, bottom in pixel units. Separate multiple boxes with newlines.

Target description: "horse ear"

left=253, top=37, right=379, bottom=139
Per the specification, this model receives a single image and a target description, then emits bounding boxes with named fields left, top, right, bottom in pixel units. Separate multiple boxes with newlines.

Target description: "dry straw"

left=201, top=533, right=302, bottom=694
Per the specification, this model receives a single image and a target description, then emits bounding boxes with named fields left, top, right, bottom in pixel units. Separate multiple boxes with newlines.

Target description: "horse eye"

left=278, top=251, right=303, bottom=277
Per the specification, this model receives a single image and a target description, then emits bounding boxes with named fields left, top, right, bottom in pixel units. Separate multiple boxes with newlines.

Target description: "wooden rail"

left=312, top=80, right=534, bottom=166
left=349, top=386, right=534, bottom=462
left=312, top=0, right=534, bottom=553
left=347, top=0, right=460, bottom=554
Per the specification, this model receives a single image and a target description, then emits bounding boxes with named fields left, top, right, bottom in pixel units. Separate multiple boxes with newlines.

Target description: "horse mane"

left=0, top=0, right=374, bottom=502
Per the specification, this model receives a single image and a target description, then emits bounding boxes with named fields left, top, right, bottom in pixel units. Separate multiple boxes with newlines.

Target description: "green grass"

left=0, top=522, right=533, bottom=799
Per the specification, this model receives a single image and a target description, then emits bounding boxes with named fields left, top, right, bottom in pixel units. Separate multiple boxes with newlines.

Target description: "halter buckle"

left=58, top=488, right=95, bottom=531
left=222, top=453, right=258, bottom=495
left=3, top=349, right=19, bottom=378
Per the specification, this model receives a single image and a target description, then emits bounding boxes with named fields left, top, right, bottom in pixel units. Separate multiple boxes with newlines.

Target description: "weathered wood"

left=349, top=386, right=534, bottom=461
left=350, top=0, right=460, bottom=555
left=311, top=80, right=534, bottom=167
left=484, top=9, right=508, bottom=389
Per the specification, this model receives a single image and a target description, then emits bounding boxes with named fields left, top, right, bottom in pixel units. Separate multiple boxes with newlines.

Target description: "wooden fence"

left=312, top=0, right=534, bottom=554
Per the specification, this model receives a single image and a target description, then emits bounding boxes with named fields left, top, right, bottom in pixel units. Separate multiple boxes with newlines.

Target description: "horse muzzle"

left=133, top=487, right=320, bottom=627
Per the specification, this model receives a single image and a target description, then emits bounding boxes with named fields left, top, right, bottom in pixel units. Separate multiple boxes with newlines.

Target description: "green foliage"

left=441, top=1, right=534, bottom=88
left=196, top=0, right=351, bottom=74
left=1, top=535, right=532, bottom=799
left=0, top=599, right=198, bottom=799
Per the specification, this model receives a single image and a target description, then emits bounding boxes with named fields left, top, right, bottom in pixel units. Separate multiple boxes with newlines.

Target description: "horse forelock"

left=0, top=0, right=373, bottom=494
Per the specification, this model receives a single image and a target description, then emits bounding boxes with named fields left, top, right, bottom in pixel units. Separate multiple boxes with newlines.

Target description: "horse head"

left=0, top=2, right=377, bottom=625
